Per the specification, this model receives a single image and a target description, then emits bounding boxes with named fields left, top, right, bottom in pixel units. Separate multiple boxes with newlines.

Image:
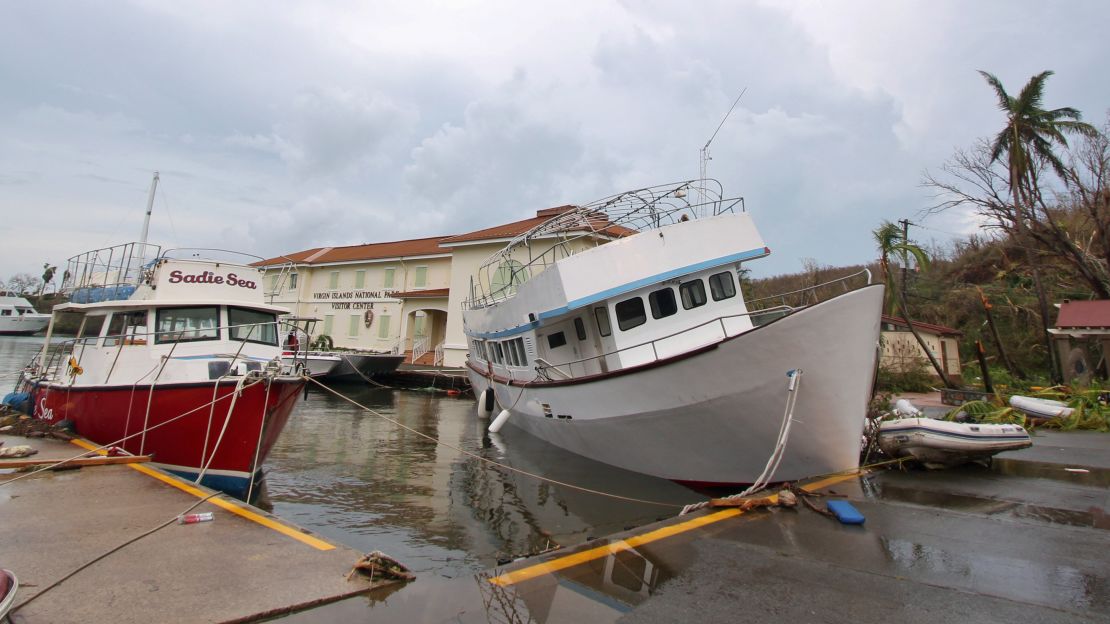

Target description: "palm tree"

left=979, top=70, right=1097, bottom=382
left=874, top=221, right=953, bottom=388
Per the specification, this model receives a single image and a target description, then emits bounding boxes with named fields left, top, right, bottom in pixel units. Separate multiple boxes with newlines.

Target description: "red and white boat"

left=19, top=241, right=305, bottom=499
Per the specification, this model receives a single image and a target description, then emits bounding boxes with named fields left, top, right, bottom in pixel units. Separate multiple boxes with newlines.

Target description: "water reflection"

left=262, top=382, right=697, bottom=578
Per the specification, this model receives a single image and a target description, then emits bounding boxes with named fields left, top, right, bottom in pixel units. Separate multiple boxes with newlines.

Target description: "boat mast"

left=699, top=88, right=745, bottom=217
left=138, top=171, right=159, bottom=261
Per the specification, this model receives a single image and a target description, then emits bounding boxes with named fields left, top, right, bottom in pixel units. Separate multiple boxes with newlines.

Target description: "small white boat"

left=1008, top=395, right=1074, bottom=420
left=0, top=295, right=51, bottom=335
left=1, top=568, right=18, bottom=620
left=879, top=417, right=1032, bottom=468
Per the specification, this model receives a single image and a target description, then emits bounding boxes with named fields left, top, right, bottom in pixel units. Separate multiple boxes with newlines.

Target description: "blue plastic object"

left=826, top=500, right=865, bottom=525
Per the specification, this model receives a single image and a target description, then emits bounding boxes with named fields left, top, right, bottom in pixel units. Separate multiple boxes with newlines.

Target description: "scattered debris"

left=0, top=413, right=74, bottom=441
left=0, top=445, right=38, bottom=459
left=346, top=551, right=415, bottom=583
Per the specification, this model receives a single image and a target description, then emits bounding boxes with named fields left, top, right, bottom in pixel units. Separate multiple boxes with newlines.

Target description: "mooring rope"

left=305, top=376, right=686, bottom=508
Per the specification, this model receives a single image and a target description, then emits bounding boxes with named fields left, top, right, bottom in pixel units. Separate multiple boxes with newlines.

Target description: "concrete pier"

left=0, top=434, right=403, bottom=623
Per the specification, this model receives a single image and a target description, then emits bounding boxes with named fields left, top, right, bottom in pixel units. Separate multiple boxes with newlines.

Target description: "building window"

left=595, top=307, right=612, bottom=337
left=328, top=271, right=339, bottom=290
left=414, top=266, right=428, bottom=288
left=289, top=273, right=298, bottom=289
left=547, top=331, right=567, bottom=349
left=680, top=279, right=707, bottom=309
left=269, top=275, right=279, bottom=291
left=354, top=270, right=365, bottom=289
left=615, top=297, right=646, bottom=331
left=708, top=271, right=736, bottom=301
left=348, top=315, right=360, bottom=337
left=383, top=268, right=395, bottom=289
left=414, top=311, right=427, bottom=337
left=490, top=259, right=526, bottom=298
left=378, top=314, right=391, bottom=339
left=574, top=317, right=587, bottom=341
left=649, top=288, right=678, bottom=319
left=322, top=314, right=334, bottom=336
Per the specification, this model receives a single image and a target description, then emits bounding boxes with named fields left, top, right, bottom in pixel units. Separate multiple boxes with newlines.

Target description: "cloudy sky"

left=2, top=0, right=1107, bottom=284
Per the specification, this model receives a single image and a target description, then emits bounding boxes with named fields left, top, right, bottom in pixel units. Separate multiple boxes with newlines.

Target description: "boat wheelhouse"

left=462, top=180, right=884, bottom=485
left=0, top=295, right=50, bottom=336
left=19, top=242, right=305, bottom=499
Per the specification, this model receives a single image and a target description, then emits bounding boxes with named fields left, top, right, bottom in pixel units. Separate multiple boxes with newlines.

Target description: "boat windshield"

left=155, top=307, right=220, bottom=344
left=229, top=307, right=279, bottom=346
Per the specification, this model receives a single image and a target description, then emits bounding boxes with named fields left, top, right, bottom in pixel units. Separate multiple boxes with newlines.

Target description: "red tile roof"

left=1055, top=300, right=1110, bottom=329
left=255, top=236, right=451, bottom=267
left=882, top=315, right=961, bottom=336
left=440, top=206, right=636, bottom=245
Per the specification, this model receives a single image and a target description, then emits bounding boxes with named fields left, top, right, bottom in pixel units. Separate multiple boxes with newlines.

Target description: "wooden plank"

left=0, top=455, right=152, bottom=469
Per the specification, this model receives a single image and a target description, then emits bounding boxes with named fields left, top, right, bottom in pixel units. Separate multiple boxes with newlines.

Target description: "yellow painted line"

left=70, top=439, right=335, bottom=551
left=490, top=470, right=862, bottom=586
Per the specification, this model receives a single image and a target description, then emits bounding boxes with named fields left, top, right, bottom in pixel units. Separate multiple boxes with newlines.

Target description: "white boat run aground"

left=462, top=180, right=885, bottom=485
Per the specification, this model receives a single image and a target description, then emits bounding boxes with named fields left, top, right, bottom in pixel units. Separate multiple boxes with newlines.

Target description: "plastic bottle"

left=177, top=512, right=215, bottom=525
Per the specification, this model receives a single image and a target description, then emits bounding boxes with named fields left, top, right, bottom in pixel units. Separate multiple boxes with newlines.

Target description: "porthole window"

left=595, top=307, right=612, bottom=337
left=708, top=271, right=736, bottom=301
left=547, top=331, right=567, bottom=349
left=648, top=288, right=678, bottom=319
left=615, top=297, right=646, bottom=331
left=680, top=279, right=707, bottom=309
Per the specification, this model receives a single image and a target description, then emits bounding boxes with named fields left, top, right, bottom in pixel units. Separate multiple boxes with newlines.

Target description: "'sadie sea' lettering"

left=167, top=270, right=256, bottom=289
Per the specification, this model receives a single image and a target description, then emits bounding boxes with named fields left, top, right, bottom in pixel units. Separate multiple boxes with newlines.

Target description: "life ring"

left=364, top=309, right=374, bottom=328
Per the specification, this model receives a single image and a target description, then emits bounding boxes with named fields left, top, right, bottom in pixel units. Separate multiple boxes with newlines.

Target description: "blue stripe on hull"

left=163, top=468, right=259, bottom=501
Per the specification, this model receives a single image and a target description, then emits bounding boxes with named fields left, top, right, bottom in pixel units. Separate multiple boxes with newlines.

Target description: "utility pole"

left=898, top=219, right=912, bottom=304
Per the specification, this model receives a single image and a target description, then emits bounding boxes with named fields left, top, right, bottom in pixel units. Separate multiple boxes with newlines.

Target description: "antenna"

left=699, top=87, right=746, bottom=215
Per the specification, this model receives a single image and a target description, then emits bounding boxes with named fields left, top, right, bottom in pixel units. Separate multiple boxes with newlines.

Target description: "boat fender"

left=477, top=388, right=495, bottom=419
left=489, top=409, right=512, bottom=433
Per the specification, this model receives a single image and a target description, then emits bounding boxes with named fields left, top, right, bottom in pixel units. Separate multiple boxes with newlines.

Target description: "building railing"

left=411, top=335, right=430, bottom=364
left=433, top=342, right=445, bottom=366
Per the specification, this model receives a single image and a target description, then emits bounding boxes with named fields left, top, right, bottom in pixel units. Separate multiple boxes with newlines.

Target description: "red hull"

left=27, top=377, right=302, bottom=483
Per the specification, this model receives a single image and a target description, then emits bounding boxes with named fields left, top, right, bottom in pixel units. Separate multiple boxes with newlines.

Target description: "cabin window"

left=471, top=339, right=487, bottom=361
left=328, top=271, right=339, bottom=290
left=491, top=341, right=504, bottom=364
left=354, top=270, right=366, bottom=289
left=155, top=307, right=219, bottom=344
left=0, top=310, right=9, bottom=316
left=649, top=288, right=678, bottom=320
left=680, top=279, right=707, bottom=309
left=383, top=268, right=396, bottom=289
left=709, top=271, right=736, bottom=301
left=378, top=314, right=391, bottom=338
left=414, top=266, right=428, bottom=288
left=547, top=331, right=567, bottom=349
left=615, top=297, right=646, bottom=331
left=574, top=317, right=587, bottom=341
left=228, top=307, right=278, bottom=346
left=503, top=337, right=527, bottom=366
left=595, top=307, right=612, bottom=337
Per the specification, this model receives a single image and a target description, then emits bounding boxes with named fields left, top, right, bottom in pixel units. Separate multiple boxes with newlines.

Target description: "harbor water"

left=0, top=335, right=697, bottom=576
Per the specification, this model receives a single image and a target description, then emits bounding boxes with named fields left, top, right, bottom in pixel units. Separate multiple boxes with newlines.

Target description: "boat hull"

left=878, top=417, right=1032, bottom=468
left=326, top=353, right=405, bottom=381
left=24, top=376, right=303, bottom=498
left=467, top=285, right=884, bottom=484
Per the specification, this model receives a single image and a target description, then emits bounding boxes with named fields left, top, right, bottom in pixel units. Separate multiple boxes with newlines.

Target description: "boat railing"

left=25, top=319, right=307, bottom=383
left=532, top=304, right=796, bottom=380
left=62, top=242, right=162, bottom=303
left=745, top=269, right=872, bottom=312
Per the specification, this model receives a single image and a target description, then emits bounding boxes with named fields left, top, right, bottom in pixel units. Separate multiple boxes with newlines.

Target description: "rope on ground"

left=0, top=377, right=265, bottom=489
left=305, top=376, right=685, bottom=509
left=680, top=369, right=803, bottom=516
left=9, top=491, right=221, bottom=616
